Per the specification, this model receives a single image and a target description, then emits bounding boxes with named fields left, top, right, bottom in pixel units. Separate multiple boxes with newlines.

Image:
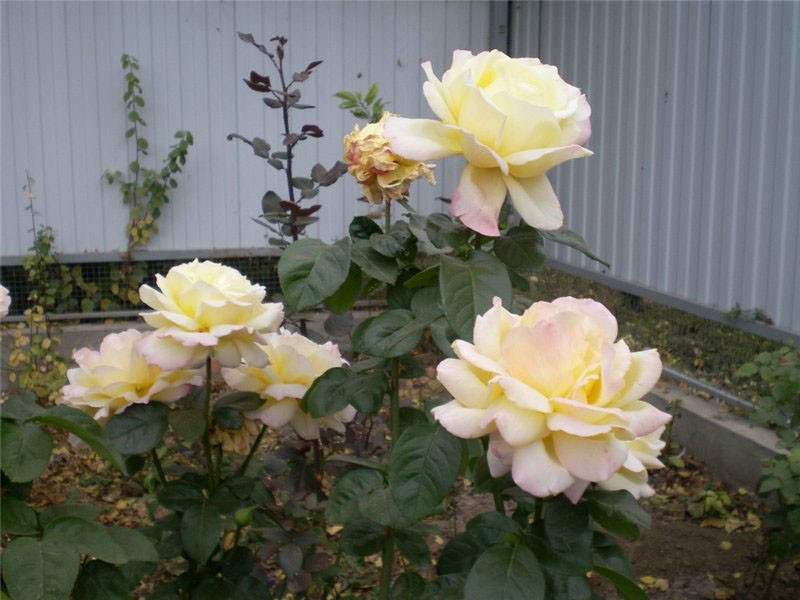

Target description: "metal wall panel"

left=1, top=0, right=492, bottom=256
left=511, top=1, right=800, bottom=335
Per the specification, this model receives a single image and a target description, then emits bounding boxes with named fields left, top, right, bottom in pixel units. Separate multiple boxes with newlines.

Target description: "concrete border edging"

left=647, top=382, right=782, bottom=491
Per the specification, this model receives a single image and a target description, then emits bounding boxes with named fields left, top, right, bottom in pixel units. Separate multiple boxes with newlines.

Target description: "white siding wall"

left=1, top=0, right=492, bottom=256
left=512, top=1, right=800, bottom=335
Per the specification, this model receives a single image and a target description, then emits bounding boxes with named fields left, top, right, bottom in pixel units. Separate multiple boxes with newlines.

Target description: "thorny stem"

left=236, top=423, right=268, bottom=477
left=150, top=449, right=168, bottom=486
left=384, top=197, right=392, bottom=233
left=203, top=356, right=217, bottom=491
left=379, top=531, right=395, bottom=600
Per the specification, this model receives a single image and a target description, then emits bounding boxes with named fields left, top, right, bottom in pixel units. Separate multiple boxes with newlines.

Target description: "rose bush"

left=432, top=296, right=670, bottom=502
left=136, top=259, right=284, bottom=369
left=61, top=329, right=202, bottom=421
left=385, top=49, right=592, bottom=236
left=343, top=111, right=435, bottom=204
left=221, top=328, right=355, bottom=440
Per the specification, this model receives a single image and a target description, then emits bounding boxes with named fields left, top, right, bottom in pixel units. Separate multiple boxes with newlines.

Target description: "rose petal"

left=511, top=440, right=576, bottom=498
left=551, top=431, right=628, bottom=482
left=431, top=401, right=493, bottom=439
left=502, top=173, right=564, bottom=231
left=451, top=164, right=507, bottom=236
left=436, top=358, right=492, bottom=409
left=384, top=117, right=462, bottom=161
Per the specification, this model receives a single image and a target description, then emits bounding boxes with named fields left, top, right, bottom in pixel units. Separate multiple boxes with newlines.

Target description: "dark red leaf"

left=301, top=125, right=323, bottom=138
left=305, top=60, right=323, bottom=71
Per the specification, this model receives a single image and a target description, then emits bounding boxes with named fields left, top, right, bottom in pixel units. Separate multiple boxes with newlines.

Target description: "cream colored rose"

left=137, top=260, right=284, bottom=369
left=61, top=329, right=202, bottom=421
left=598, top=427, right=666, bottom=499
left=221, top=329, right=356, bottom=440
left=343, top=112, right=435, bottom=204
left=385, top=50, right=592, bottom=236
left=431, top=297, right=670, bottom=503
left=0, top=284, right=10, bottom=319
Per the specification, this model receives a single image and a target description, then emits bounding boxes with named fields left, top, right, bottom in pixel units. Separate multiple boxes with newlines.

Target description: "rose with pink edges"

left=431, top=296, right=670, bottom=503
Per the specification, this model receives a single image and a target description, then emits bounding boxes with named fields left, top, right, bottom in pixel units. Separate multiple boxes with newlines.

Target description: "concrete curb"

left=647, top=382, right=782, bottom=491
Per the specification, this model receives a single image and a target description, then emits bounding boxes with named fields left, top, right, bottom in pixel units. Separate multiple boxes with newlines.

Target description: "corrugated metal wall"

left=1, top=0, right=492, bottom=257
left=511, top=0, right=800, bottom=336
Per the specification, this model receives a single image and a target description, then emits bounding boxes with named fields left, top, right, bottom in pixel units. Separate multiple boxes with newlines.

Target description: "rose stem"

left=390, top=357, right=400, bottom=443
left=150, top=449, right=167, bottom=486
left=379, top=531, right=395, bottom=600
left=235, top=423, right=268, bottom=477
left=203, top=356, right=216, bottom=491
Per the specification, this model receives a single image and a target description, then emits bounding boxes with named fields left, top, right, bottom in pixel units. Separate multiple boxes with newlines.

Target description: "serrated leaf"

left=326, top=469, right=385, bottom=524
left=352, top=309, right=426, bottom=358
left=167, top=407, right=206, bottom=442
left=585, top=489, right=651, bottom=541
left=539, top=227, right=610, bottom=268
left=105, top=403, right=169, bottom=455
left=324, top=264, right=362, bottom=314
left=339, top=518, right=386, bottom=557
left=181, top=502, right=222, bottom=564
left=493, top=225, right=546, bottom=273
left=0, top=496, right=39, bottom=535
left=44, top=517, right=128, bottom=564
left=389, top=423, right=461, bottom=521
left=72, top=561, right=128, bottom=600
left=39, top=503, right=102, bottom=528
left=351, top=238, right=399, bottom=284
left=1, top=536, right=80, bottom=600
left=107, top=526, right=159, bottom=562
left=591, top=566, right=648, bottom=600
left=439, top=251, right=512, bottom=341
left=278, top=238, right=352, bottom=311
left=33, top=406, right=128, bottom=474
left=464, top=543, right=545, bottom=600
left=0, top=391, right=45, bottom=421
left=0, top=421, right=52, bottom=482
left=301, top=367, right=355, bottom=417
left=437, top=533, right=488, bottom=575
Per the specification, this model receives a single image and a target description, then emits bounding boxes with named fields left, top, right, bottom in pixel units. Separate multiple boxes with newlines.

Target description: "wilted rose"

left=385, top=50, right=591, bottom=236
left=221, top=329, right=356, bottom=440
left=61, top=329, right=202, bottom=421
left=0, top=284, right=10, bottom=319
left=211, top=419, right=263, bottom=456
left=137, top=260, right=284, bottom=369
left=432, top=297, right=670, bottom=503
left=343, top=112, right=435, bottom=204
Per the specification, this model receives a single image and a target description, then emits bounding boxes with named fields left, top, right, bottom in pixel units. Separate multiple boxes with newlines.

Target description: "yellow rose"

left=61, top=329, right=202, bottom=421
left=385, top=50, right=592, bottom=236
left=137, top=260, right=284, bottom=369
left=343, top=112, right=435, bottom=204
left=211, top=419, right=263, bottom=456
left=431, top=297, right=669, bottom=503
left=221, top=329, right=356, bottom=440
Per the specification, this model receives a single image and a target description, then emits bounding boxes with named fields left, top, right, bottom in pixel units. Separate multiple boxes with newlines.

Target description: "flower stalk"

left=203, top=356, right=216, bottom=491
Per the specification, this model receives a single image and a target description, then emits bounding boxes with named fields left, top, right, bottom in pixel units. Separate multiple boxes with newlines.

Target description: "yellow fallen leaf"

left=326, top=525, right=343, bottom=536
left=719, top=540, right=732, bottom=551
left=654, top=578, right=669, bottom=591
left=733, top=572, right=742, bottom=579
left=714, top=586, right=736, bottom=599
left=433, top=535, right=445, bottom=545
left=115, top=499, right=128, bottom=510
left=640, top=576, right=656, bottom=586
left=701, top=518, right=726, bottom=529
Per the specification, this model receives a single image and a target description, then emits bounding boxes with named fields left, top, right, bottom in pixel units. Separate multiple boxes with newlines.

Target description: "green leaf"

left=168, top=407, right=206, bottom=443
left=591, top=531, right=634, bottom=579
left=39, top=503, right=102, bottom=528
left=493, top=225, right=546, bottom=274
left=251, top=137, right=271, bottom=158
left=352, top=309, right=427, bottom=358
left=213, top=406, right=243, bottom=429
left=278, top=238, right=352, bottom=311
left=339, top=518, right=386, bottom=557
left=72, top=561, right=128, bottom=600
left=439, top=251, right=512, bottom=341
left=403, top=264, right=439, bottom=289
left=33, top=406, right=128, bottom=474
left=389, top=423, right=461, bottom=521
left=395, top=529, right=432, bottom=566
left=358, top=486, right=409, bottom=528
left=465, top=512, right=521, bottom=546
left=192, top=577, right=236, bottom=599
left=291, top=176, right=315, bottom=190
left=326, top=468, right=385, bottom=524
left=539, top=227, right=610, bottom=268
left=392, top=571, right=426, bottom=599
left=426, top=213, right=470, bottom=250
left=180, top=502, right=222, bottom=564
left=44, top=517, right=128, bottom=564
left=437, top=533, right=487, bottom=575
left=0, top=421, right=52, bottom=482
left=157, top=480, right=205, bottom=512
left=349, top=216, right=382, bottom=240
left=370, top=233, right=405, bottom=258
left=324, top=263, right=362, bottom=314
left=421, top=574, right=466, bottom=600
left=105, top=403, right=169, bottom=455
left=302, top=367, right=356, bottom=418
left=214, top=391, right=264, bottom=412
left=464, top=543, right=545, bottom=600
left=0, top=496, right=39, bottom=535
left=2, top=536, right=80, bottom=600
left=591, top=566, right=647, bottom=600
left=585, top=489, right=651, bottom=540
left=0, top=391, right=45, bottom=421
left=107, top=526, right=159, bottom=562
left=351, top=238, right=399, bottom=284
